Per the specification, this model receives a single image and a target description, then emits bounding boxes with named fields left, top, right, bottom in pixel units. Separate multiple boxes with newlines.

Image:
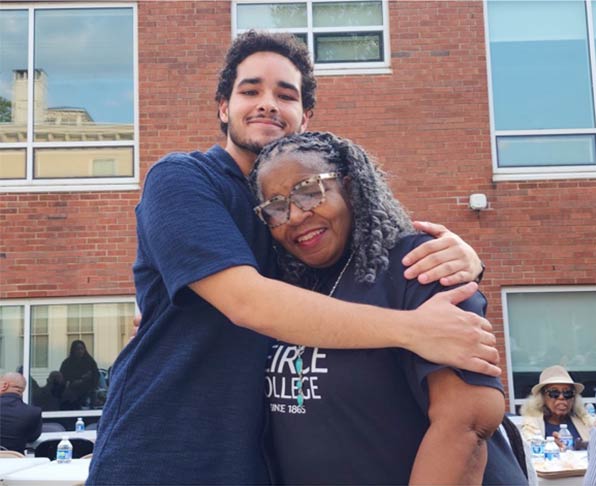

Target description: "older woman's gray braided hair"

left=250, top=131, right=414, bottom=287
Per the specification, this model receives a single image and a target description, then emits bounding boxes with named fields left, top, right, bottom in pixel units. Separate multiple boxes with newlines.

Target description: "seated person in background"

left=0, top=372, right=42, bottom=453
left=251, top=131, right=527, bottom=485
left=60, top=340, right=99, bottom=410
left=521, top=365, right=595, bottom=450
left=32, top=371, right=65, bottom=411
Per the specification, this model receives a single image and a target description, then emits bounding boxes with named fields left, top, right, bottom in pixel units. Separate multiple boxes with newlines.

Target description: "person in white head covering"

left=521, top=365, right=594, bottom=449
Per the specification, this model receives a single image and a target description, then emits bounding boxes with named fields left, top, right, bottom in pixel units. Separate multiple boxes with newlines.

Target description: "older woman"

left=521, top=365, right=594, bottom=449
left=251, top=131, right=527, bottom=485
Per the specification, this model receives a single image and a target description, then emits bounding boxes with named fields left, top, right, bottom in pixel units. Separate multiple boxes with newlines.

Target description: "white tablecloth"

left=0, top=458, right=50, bottom=479
left=2, top=459, right=90, bottom=486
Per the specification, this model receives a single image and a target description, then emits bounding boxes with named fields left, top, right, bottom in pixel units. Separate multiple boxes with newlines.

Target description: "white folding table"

left=0, top=458, right=50, bottom=481
left=2, top=458, right=90, bottom=486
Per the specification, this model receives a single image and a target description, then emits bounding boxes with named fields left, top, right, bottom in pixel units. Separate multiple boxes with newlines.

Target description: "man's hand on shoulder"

left=402, top=221, right=484, bottom=286
left=403, top=282, right=501, bottom=377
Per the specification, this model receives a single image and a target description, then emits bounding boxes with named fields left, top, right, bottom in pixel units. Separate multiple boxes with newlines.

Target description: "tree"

left=0, top=96, right=11, bottom=123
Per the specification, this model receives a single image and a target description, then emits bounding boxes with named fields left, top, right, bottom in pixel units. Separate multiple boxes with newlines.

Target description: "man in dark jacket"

left=0, top=372, right=42, bottom=453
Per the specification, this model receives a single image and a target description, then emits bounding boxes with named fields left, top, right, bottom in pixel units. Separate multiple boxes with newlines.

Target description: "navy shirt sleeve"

left=392, top=235, right=503, bottom=411
left=136, top=153, right=258, bottom=306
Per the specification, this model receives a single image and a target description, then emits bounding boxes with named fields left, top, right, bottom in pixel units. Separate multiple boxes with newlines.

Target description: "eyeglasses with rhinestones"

left=254, top=172, right=342, bottom=229
left=543, top=388, right=576, bottom=400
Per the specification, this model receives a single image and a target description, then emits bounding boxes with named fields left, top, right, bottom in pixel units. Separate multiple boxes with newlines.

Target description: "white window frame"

left=0, top=295, right=136, bottom=418
left=502, top=285, right=596, bottom=412
left=0, top=2, right=140, bottom=193
left=483, top=0, right=596, bottom=181
left=232, top=0, right=391, bottom=76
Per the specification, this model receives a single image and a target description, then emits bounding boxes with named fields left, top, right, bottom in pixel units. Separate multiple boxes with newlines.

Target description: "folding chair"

left=0, top=449, right=26, bottom=458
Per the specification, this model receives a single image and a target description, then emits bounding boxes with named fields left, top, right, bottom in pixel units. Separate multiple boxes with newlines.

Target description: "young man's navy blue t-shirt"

left=87, top=146, right=277, bottom=485
left=266, top=235, right=528, bottom=485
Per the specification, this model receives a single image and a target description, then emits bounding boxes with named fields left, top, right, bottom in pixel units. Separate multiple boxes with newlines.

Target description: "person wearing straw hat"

left=521, top=365, right=594, bottom=450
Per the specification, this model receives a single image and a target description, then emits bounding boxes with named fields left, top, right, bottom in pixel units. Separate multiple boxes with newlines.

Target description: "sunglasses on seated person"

left=543, top=388, right=576, bottom=400
left=254, top=172, right=342, bottom=229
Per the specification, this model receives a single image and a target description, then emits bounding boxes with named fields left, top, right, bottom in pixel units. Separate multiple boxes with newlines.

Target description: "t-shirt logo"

left=265, top=343, right=328, bottom=414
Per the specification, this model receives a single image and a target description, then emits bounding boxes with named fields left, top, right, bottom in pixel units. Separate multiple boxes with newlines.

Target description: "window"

left=485, top=0, right=596, bottom=180
left=503, top=286, right=596, bottom=410
left=66, top=304, right=95, bottom=353
left=0, top=297, right=135, bottom=417
left=233, top=0, right=390, bottom=74
left=0, top=4, right=138, bottom=192
left=0, top=306, right=24, bottom=372
left=31, top=306, right=49, bottom=368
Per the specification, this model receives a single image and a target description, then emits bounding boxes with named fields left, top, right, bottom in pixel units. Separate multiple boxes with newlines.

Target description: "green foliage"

left=0, top=96, right=11, bottom=123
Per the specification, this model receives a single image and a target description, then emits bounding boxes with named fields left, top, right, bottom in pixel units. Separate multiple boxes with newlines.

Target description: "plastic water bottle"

left=544, top=436, right=560, bottom=462
left=530, top=434, right=545, bottom=460
left=56, top=436, right=73, bottom=463
left=75, top=417, right=85, bottom=432
left=558, top=424, right=574, bottom=451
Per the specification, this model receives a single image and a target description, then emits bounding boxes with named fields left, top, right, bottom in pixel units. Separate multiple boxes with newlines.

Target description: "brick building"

left=1, top=0, right=595, bottom=423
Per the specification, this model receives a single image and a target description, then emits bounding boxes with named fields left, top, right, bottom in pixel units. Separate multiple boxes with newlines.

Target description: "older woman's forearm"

left=409, top=421, right=487, bottom=485
left=409, top=369, right=505, bottom=485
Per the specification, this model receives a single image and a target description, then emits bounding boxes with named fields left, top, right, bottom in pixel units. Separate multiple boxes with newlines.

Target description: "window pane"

left=0, top=149, right=26, bottom=179
left=0, top=306, right=24, bottom=373
left=237, top=3, right=306, bottom=29
left=32, top=336, right=49, bottom=368
left=315, top=32, right=382, bottom=63
left=507, top=291, right=596, bottom=399
left=0, top=10, right=28, bottom=143
left=31, top=307, right=49, bottom=369
left=30, top=301, right=135, bottom=412
left=67, top=304, right=93, bottom=334
left=488, top=1, right=594, bottom=130
left=31, top=307, right=48, bottom=334
left=497, top=135, right=596, bottom=167
left=80, top=304, right=94, bottom=333
left=33, top=8, right=134, bottom=142
left=67, top=310, right=78, bottom=333
left=313, top=1, right=383, bottom=27
left=34, top=147, right=133, bottom=178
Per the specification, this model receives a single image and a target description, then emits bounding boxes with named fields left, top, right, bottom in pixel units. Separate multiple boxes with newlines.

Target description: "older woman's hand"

left=402, top=221, right=484, bottom=286
left=552, top=431, right=566, bottom=451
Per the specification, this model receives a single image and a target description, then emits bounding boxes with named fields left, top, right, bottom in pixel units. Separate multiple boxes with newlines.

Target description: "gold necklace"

left=293, top=251, right=355, bottom=407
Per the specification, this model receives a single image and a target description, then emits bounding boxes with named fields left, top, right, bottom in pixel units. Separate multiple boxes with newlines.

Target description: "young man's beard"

left=228, top=125, right=267, bottom=155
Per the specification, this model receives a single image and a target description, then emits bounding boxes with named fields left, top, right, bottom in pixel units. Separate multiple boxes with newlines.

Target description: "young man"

left=88, top=31, right=498, bottom=485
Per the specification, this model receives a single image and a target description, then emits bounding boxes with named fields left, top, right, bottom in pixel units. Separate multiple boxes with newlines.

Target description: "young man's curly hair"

left=215, top=30, right=317, bottom=134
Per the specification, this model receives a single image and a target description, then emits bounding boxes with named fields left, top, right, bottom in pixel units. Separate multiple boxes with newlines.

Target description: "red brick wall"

left=2, top=1, right=596, bottom=402
left=0, top=192, right=138, bottom=298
